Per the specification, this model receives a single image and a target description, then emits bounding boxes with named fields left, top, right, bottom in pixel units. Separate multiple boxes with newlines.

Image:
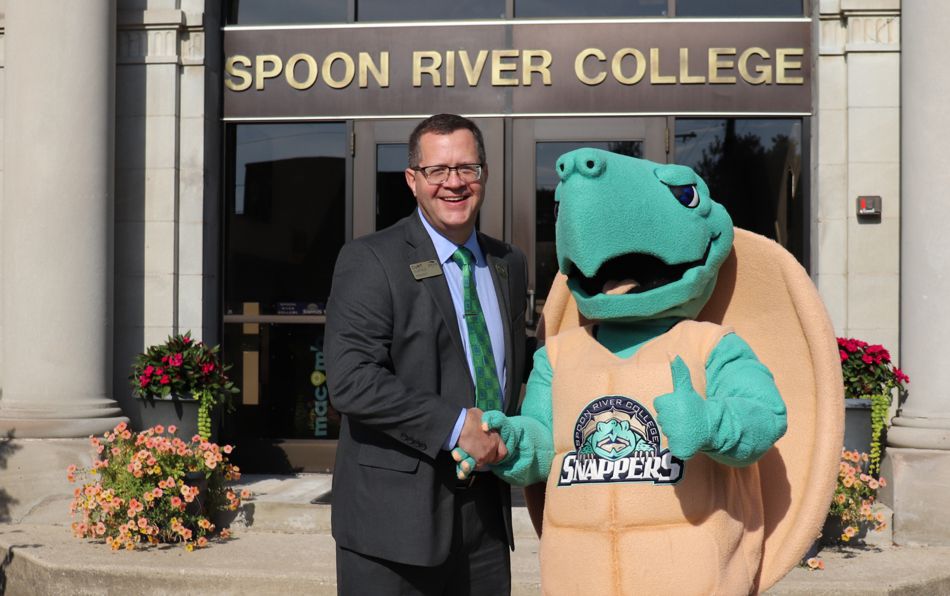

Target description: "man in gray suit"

left=326, top=114, right=528, bottom=595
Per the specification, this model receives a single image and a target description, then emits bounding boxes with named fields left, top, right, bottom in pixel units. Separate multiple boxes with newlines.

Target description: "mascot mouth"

left=571, top=241, right=713, bottom=297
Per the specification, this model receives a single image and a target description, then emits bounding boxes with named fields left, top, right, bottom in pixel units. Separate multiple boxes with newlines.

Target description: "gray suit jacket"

left=326, top=214, right=528, bottom=566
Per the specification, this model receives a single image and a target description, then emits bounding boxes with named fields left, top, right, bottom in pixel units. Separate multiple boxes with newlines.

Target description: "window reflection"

left=226, top=0, right=347, bottom=25
left=516, top=0, right=666, bottom=18
left=674, top=118, right=804, bottom=263
left=227, top=122, right=346, bottom=314
left=535, top=141, right=642, bottom=301
left=357, top=0, right=505, bottom=21
left=376, top=144, right=416, bottom=231
left=223, top=325, right=341, bottom=445
left=675, top=0, right=803, bottom=17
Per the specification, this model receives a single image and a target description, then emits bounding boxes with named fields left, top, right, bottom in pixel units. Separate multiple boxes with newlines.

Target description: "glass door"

left=353, top=119, right=505, bottom=238
left=222, top=122, right=350, bottom=473
left=510, top=117, right=668, bottom=326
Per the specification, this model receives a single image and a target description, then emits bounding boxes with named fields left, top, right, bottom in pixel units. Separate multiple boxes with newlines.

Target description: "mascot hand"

left=482, top=410, right=521, bottom=458
left=654, top=356, right=712, bottom=460
left=452, top=447, right=477, bottom=480
left=481, top=410, right=554, bottom=487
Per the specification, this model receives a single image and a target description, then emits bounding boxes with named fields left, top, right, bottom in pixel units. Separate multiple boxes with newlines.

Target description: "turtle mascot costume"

left=453, top=149, right=844, bottom=595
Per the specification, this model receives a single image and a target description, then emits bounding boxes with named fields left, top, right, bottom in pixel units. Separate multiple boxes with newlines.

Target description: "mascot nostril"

left=575, top=153, right=606, bottom=178
left=555, top=156, right=573, bottom=181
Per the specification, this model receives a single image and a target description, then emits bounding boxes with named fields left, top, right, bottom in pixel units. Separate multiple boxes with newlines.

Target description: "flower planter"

left=844, top=398, right=872, bottom=454
left=184, top=471, right=209, bottom=517
left=819, top=513, right=868, bottom=546
left=137, top=394, right=221, bottom=441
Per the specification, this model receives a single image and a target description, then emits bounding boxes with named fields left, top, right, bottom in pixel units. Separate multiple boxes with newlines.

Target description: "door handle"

left=526, top=289, right=536, bottom=328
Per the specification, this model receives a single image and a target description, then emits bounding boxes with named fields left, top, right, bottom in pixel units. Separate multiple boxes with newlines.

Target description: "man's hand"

left=454, top=408, right=507, bottom=476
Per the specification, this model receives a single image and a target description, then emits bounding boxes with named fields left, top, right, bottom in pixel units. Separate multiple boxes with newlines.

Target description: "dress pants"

left=336, top=473, right=511, bottom=596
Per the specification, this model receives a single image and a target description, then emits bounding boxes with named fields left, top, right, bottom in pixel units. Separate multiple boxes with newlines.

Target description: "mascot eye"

left=669, top=185, right=699, bottom=208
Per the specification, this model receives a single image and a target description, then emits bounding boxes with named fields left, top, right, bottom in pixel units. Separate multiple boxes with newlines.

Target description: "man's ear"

left=404, top=168, right=418, bottom=197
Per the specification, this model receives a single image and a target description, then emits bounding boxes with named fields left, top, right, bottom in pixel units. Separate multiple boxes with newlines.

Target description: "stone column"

left=0, top=0, right=126, bottom=438
left=888, top=0, right=950, bottom=545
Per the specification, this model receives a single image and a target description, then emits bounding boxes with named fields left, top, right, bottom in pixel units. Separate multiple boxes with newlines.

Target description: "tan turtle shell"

left=531, top=227, right=844, bottom=593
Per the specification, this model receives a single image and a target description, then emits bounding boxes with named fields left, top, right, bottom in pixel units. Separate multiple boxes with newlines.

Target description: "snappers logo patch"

left=557, top=395, right=684, bottom=486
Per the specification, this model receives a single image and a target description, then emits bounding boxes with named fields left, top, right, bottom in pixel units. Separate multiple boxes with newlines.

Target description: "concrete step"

left=231, top=474, right=540, bottom=539
left=8, top=473, right=948, bottom=596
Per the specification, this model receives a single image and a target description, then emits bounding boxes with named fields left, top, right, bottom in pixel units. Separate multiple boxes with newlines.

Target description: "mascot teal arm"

left=461, top=329, right=786, bottom=485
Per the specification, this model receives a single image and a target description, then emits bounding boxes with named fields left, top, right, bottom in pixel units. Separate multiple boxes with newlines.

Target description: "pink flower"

left=895, top=368, right=910, bottom=384
left=159, top=375, right=170, bottom=385
left=169, top=353, right=183, bottom=367
left=167, top=425, right=177, bottom=435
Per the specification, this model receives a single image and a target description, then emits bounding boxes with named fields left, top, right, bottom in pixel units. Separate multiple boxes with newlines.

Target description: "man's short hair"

left=407, top=114, right=486, bottom=168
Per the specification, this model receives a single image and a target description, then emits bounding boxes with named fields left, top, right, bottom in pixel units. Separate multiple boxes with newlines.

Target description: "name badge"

left=410, top=260, right=443, bottom=280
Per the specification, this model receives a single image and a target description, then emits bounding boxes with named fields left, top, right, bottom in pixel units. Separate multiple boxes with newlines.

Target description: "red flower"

left=169, top=353, right=183, bottom=367
left=161, top=355, right=169, bottom=364
left=144, top=365, right=155, bottom=376
left=183, top=336, right=192, bottom=344
left=201, top=363, right=215, bottom=375
left=139, top=376, right=150, bottom=388
left=862, top=354, right=873, bottom=365
left=840, top=350, right=848, bottom=362
left=159, top=375, right=170, bottom=385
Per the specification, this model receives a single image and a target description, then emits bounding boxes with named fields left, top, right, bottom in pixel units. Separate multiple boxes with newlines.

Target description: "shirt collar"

left=417, top=209, right=485, bottom=266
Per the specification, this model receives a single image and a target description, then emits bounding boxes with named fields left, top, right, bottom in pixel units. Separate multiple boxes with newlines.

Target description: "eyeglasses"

left=412, top=163, right=483, bottom=185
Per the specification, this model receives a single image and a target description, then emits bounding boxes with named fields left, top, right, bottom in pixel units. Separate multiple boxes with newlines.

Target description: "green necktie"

left=451, top=247, right=503, bottom=412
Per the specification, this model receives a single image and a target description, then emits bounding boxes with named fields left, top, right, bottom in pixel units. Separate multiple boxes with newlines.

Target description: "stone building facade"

left=1, top=0, right=949, bottom=545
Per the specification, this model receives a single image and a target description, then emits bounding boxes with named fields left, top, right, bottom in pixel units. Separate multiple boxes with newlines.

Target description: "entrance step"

left=232, top=474, right=540, bottom=539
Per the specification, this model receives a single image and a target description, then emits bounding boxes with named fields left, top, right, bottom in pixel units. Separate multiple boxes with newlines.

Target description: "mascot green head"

left=554, top=148, right=734, bottom=322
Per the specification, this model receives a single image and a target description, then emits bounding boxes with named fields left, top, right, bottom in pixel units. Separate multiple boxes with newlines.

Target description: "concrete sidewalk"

left=1, top=474, right=949, bottom=595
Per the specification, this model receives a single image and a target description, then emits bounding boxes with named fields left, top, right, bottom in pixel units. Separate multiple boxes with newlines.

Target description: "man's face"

left=405, top=129, right=486, bottom=245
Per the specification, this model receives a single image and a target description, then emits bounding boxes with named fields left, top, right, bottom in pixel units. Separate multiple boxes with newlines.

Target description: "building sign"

left=224, top=20, right=811, bottom=119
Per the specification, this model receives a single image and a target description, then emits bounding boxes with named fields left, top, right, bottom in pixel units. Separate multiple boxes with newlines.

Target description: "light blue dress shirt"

left=417, top=210, right=507, bottom=450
